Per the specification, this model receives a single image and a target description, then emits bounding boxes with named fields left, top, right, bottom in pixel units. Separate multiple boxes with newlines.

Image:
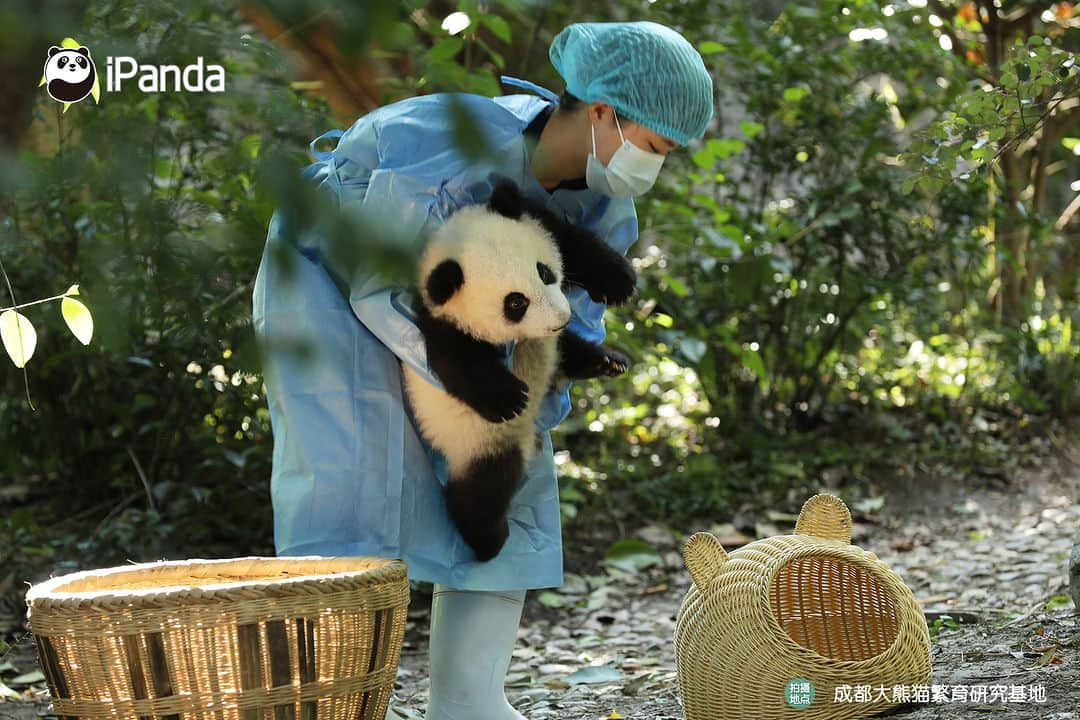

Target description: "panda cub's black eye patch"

left=503, top=292, right=529, bottom=323
left=536, top=262, right=556, bottom=285
left=77, top=57, right=87, bottom=68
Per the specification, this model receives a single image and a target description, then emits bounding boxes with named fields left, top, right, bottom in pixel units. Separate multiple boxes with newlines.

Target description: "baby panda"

left=43, top=46, right=96, bottom=104
left=404, top=179, right=636, bottom=561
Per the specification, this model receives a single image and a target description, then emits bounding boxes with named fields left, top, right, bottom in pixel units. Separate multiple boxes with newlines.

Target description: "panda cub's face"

left=419, top=203, right=572, bottom=345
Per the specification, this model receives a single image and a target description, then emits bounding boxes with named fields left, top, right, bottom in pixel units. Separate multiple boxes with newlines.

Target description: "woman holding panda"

left=252, top=20, right=713, bottom=720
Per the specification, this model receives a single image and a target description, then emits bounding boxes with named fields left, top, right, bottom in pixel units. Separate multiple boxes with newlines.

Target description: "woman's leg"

left=423, top=583, right=528, bottom=720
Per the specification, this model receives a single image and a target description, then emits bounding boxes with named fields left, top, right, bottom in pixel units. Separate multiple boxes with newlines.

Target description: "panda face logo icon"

left=44, top=45, right=96, bottom=103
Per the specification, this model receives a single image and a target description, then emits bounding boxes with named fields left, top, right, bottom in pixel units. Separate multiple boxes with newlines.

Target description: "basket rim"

left=757, top=542, right=920, bottom=669
left=25, top=555, right=407, bottom=605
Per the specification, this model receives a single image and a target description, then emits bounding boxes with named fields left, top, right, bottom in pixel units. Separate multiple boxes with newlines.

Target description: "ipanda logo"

left=40, top=36, right=225, bottom=112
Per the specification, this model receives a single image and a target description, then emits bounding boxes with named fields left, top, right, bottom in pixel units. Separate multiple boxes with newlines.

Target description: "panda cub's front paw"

left=599, top=347, right=632, bottom=376
left=586, top=260, right=637, bottom=306
left=465, top=373, right=529, bottom=423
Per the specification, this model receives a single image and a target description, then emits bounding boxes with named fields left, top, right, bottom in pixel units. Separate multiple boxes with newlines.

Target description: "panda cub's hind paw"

left=464, top=518, right=510, bottom=561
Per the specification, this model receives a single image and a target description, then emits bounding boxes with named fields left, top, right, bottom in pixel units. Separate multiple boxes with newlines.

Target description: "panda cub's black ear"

left=487, top=179, right=524, bottom=220
left=426, top=259, right=464, bottom=305
left=48, top=46, right=61, bottom=58
left=75, top=47, right=90, bottom=57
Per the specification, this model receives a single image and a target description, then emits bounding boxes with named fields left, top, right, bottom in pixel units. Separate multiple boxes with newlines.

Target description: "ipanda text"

left=106, top=56, right=225, bottom=92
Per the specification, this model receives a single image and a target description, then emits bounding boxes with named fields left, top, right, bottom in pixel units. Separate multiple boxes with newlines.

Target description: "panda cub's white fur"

left=402, top=203, right=570, bottom=477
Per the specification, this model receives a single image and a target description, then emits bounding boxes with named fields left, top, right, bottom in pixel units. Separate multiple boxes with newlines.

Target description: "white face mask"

left=586, top=109, right=666, bottom=198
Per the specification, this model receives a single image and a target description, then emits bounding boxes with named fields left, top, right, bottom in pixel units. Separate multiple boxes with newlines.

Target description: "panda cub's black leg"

left=444, top=445, right=524, bottom=561
left=557, top=330, right=631, bottom=380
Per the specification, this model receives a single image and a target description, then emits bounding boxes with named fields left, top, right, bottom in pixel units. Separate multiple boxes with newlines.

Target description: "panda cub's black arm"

left=486, top=178, right=636, bottom=306
left=557, top=330, right=631, bottom=381
left=529, top=207, right=637, bottom=307
left=412, top=298, right=529, bottom=423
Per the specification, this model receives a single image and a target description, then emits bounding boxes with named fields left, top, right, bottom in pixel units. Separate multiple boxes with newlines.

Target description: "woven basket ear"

left=794, top=494, right=853, bottom=543
left=683, top=532, right=728, bottom=591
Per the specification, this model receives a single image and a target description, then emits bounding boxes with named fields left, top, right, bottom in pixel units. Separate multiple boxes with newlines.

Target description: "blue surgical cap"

left=549, top=21, right=714, bottom=145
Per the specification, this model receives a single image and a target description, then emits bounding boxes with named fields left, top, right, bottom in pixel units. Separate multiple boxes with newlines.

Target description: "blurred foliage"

left=554, top=0, right=1077, bottom=528
left=0, top=0, right=334, bottom=588
left=0, top=0, right=1076, bottom=608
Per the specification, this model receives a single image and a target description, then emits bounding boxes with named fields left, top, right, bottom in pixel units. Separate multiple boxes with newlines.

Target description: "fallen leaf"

left=890, top=537, right=916, bottom=551
left=8, top=670, right=44, bottom=686
left=603, top=539, right=663, bottom=573
left=505, top=672, right=533, bottom=688
left=565, top=665, right=623, bottom=685
left=621, top=672, right=654, bottom=696
left=1022, top=647, right=1058, bottom=670
left=538, top=591, right=568, bottom=608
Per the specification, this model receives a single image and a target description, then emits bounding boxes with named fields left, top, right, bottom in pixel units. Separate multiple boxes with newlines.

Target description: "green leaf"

left=772, top=462, right=804, bottom=479
left=663, top=274, right=688, bottom=297
left=742, top=347, right=768, bottom=388
left=602, top=538, right=662, bottom=573
left=476, top=37, right=504, bottom=69
left=565, top=665, right=624, bottom=685
left=691, top=147, right=714, bottom=169
left=651, top=314, right=673, bottom=328
left=698, top=41, right=727, bottom=55
left=898, top=171, right=915, bottom=194
left=8, top=670, right=45, bottom=686
left=782, top=86, right=808, bottom=102
left=537, top=591, right=568, bottom=607
left=918, top=175, right=945, bottom=193
left=739, top=120, right=765, bottom=139
left=240, top=133, right=261, bottom=160
left=1045, top=595, right=1072, bottom=611
left=426, top=38, right=463, bottom=63
left=479, top=14, right=511, bottom=43
left=447, top=94, right=495, bottom=162
left=706, top=138, right=746, bottom=159
left=0, top=309, right=37, bottom=368
left=61, top=296, right=94, bottom=345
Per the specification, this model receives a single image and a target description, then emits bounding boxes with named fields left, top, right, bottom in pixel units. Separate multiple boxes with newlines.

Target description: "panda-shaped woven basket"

left=674, top=494, right=931, bottom=720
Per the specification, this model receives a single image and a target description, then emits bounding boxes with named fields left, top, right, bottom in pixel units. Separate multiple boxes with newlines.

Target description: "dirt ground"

left=386, top=453, right=1079, bottom=719
left=1, top=453, right=1077, bottom=719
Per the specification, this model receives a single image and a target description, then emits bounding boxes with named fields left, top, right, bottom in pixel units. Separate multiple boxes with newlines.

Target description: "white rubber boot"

left=423, top=583, right=528, bottom=720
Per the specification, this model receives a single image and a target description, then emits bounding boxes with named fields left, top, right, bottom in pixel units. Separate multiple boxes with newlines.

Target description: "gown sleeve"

left=290, top=120, right=450, bottom=392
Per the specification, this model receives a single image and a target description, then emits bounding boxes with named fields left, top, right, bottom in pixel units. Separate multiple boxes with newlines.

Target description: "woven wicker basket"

left=674, top=494, right=931, bottom=720
left=24, top=556, right=409, bottom=719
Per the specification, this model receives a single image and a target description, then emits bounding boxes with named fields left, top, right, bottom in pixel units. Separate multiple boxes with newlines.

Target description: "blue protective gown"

left=251, top=77, right=638, bottom=591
